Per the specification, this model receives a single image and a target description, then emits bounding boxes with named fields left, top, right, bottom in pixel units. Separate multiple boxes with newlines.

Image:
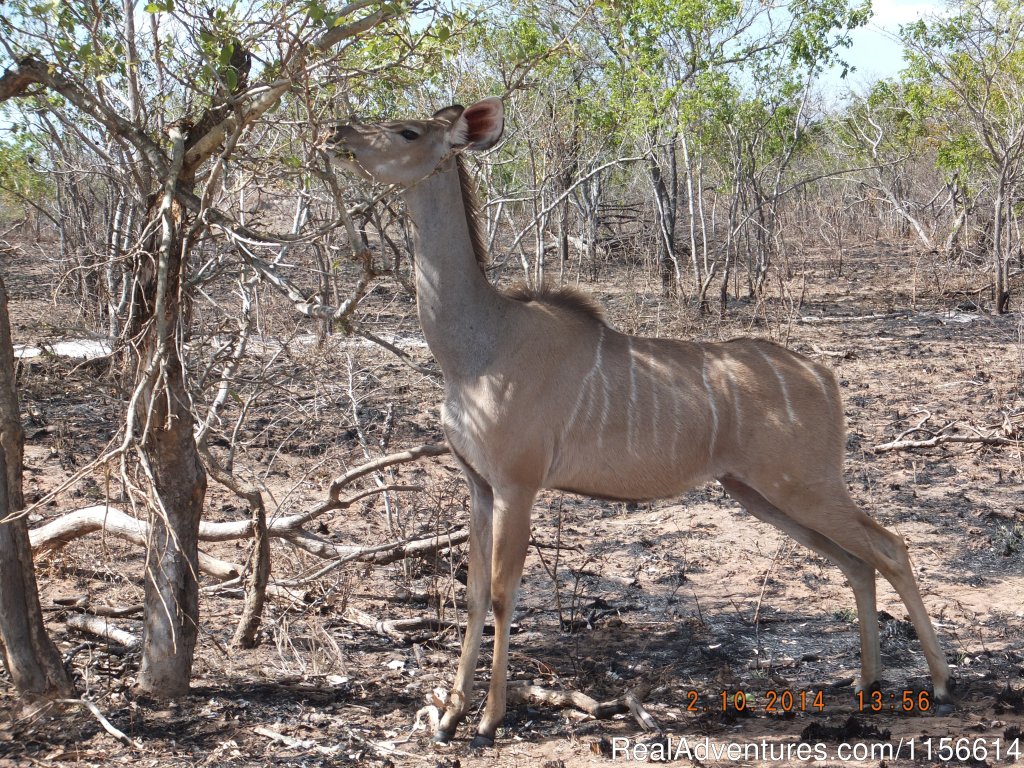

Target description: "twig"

left=341, top=607, right=458, bottom=644
left=276, top=527, right=469, bottom=587
left=356, top=327, right=440, bottom=379
left=874, top=412, right=1019, bottom=452
left=326, top=444, right=449, bottom=504
left=61, top=699, right=142, bottom=748
left=255, top=724, right=429, bottom=762
left=255, top=726, right=338, bottom=755
left=875, top=432, right=1019, bottom=452
left=798, top=312, right=910, bottom=324
left=752, top=540, right=789, bottom=654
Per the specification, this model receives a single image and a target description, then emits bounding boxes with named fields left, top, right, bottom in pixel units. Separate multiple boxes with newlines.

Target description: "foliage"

left=0, top=130, right=51, bottom=221
left=898, top=0, right=1024, bottom=309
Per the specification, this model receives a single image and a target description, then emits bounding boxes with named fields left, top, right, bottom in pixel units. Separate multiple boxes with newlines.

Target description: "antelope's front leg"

left=434, top=474, right=493, bottom=743
left=471, top=486, right=535, bottom=748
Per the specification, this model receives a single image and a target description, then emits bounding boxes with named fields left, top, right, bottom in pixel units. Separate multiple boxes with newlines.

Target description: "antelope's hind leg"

left=720, top=478, right=882, bottom=693
left=835, top=502, right=954, bottom=701
left=724, top=477, right=953, bottom=702
left=435, top=469, right=494, bottom=743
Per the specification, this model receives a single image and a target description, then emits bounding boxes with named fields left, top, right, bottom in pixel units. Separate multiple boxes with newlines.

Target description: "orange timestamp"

left=856, top=689, right=933, bottom=713
left=682, top=689, right=828, bottom=714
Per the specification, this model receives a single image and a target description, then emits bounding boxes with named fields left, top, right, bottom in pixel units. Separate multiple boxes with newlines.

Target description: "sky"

left=822, top=0, right=946, bottom=96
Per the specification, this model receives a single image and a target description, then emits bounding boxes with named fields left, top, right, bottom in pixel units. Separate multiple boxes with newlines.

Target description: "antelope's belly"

left=544, top=428, right=715, bottom=502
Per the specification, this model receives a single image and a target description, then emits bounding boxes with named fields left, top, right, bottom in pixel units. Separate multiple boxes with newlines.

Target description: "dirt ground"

left=0, top=239, right=1022, bottom=767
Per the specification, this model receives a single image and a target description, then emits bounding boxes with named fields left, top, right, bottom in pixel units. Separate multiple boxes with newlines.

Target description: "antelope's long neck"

left=402, top=159, right=506, bottom=380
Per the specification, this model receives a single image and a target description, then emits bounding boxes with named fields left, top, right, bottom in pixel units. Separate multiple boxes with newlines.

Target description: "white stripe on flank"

left=651, top=365, right=662, bottom=451
left=669, top=370, right=682, bottom=460
left=595, top=332, right=611, bottom=445
left=626, top=338, right=638, bottom=455
left=800, top=358, right=833, bottom=408
left=563, top=325, right=605, bottom=444
left=702, top=354, right=719, bottom=456
left=724, top=363, right=743, bottom=439
left=759, top=348, right=796, bottom=423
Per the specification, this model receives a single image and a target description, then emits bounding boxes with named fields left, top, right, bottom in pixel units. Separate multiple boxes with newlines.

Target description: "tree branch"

left=0, top=56, right=169, bottom=177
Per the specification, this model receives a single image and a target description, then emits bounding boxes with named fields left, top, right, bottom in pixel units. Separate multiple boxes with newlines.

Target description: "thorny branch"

left=874, top=410, right=1022, bottom=452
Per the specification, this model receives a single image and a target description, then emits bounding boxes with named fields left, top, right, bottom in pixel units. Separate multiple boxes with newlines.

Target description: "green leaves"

left=898, top=0, right=1024, bottom=185
left=0, top=131, right=52, bottom=217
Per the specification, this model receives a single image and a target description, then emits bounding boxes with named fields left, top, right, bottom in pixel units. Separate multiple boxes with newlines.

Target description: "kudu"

left=324, top=97, right=952, bottom=747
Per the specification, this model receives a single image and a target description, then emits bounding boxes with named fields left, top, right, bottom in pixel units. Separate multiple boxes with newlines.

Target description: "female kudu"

left=325, top=97, right=952, bottom=748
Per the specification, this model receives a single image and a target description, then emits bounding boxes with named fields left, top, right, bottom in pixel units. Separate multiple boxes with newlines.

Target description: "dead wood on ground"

left=65, top=614, right=140, bottom=649
left=874, top=412, right=1021, bottom=452
left=507, top=681, right=660, bottom=731
left=29, top=443, right=453, bottom=571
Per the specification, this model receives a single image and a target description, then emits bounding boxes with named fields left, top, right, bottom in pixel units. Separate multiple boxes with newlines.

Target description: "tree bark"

left=0, top=275, right=72, bottom=699
left=993, top=187, right=1010, bottom=314
left=649, top=150, right=679, bottom=294
left=129, top=189, right=207, bottom=698
left=0, top=3, right=399, bottom=701
left=230, top=496, right=269, bottom=649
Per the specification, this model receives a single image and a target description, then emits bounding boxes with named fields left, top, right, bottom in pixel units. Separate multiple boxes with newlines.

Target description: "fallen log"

left=30, top=443, right=451, bottom=568
left=30, top=505, right=242, bottom=578
left=65, top=614, right=140, bottom=649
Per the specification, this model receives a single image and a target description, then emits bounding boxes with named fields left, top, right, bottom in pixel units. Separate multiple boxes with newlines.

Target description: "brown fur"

left=504, top=283, right=607, bottom=324
left=325, top=99, right=953, bottom=748
left=456, top=155, right=489, bottom=268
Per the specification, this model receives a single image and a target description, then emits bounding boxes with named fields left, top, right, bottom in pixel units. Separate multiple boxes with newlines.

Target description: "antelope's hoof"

left=469, top=734, right=495, bottom=750
left=933, top=675, right=958, bottom=709
left=935, top=673, right=958, bottom=701
left=432, top=730, right=453, bottom=745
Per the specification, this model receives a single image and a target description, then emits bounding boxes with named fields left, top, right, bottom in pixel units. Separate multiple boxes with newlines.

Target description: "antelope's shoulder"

left=503, top=284, right=607, bottom=325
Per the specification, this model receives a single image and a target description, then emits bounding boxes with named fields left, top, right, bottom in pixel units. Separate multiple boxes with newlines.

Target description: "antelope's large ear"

left=432, top=104, right=465, bottom=125
left=447, top=97, right=504, bottom=151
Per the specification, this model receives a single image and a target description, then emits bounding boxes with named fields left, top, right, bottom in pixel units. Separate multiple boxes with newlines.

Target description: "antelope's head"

left=323, top=97, right=504, bottom=186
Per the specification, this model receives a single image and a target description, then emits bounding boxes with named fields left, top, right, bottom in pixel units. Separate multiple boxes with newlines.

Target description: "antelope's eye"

left=399, top=129, right=419, bottom=140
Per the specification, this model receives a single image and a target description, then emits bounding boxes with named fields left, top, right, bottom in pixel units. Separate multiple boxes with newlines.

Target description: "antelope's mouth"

left=319, top=129, right=356, bottom=162
left=323, top=146, right=373, bottom=181
left=333, top=146, right=357, bottom=162
left=322, top=140, right=356, bottom=162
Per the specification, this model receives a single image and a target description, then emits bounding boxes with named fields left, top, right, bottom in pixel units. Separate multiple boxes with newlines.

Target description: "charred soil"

left=1, top=241, right=1022, bottom=767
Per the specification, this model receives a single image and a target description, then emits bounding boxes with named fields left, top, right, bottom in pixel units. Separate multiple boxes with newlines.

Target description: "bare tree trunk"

left=557, top=198, right=570, bottom=270
left=130, top=183, right=207, bottom=698
left=993, top=184, right=1010, bottom=314
left=576, top=172, right=602, bottom=281
left=229, top=491, right=269, bottom=648
left=649, top=149, right=678, bottom=294
left=680, top=135, right=702, bottom=296
left=0, top=275, right=72, bottom=699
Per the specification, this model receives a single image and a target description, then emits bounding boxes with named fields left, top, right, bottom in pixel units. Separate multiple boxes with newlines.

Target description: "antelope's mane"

left=504, top=284, right=607, bottom=325
left=456, top=155, right=488, bottom=268
left=456, top=156, right=605, bottom=326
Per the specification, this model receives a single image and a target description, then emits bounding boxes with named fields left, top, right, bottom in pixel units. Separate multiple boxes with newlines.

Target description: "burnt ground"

left=0, top=239, right=1022, bottom=767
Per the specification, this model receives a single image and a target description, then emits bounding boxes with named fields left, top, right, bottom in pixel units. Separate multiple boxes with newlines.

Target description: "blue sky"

left=823, top=0, right=946, bottom=94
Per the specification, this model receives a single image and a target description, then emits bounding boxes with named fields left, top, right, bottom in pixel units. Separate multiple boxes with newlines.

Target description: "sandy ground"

left=0, top=240, right=1022, bottom=767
